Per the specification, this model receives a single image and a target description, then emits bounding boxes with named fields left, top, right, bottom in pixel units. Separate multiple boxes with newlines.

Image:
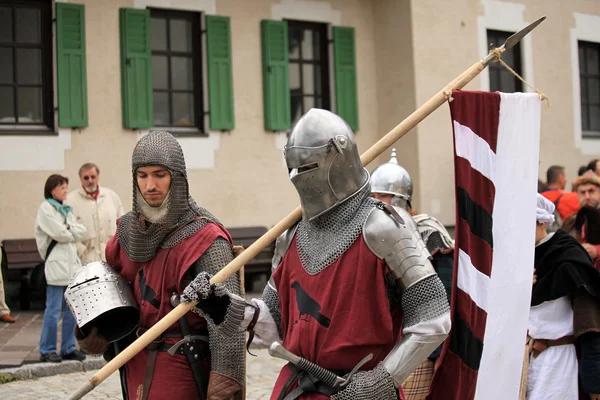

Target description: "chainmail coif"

left=296, top=183, right=379, bottom=274
left=117, top=131, right=220, bottom=262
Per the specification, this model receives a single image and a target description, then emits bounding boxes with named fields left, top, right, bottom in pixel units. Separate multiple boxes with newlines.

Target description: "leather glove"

left=207, top=371, right=242, bottom=400
left=74, top=326, right=109, bottom=355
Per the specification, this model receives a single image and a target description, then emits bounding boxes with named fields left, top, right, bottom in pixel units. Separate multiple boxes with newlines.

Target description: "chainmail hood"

left=296, top=181, right=379, bottom=274
left=117, top=131, right=219, bottom=262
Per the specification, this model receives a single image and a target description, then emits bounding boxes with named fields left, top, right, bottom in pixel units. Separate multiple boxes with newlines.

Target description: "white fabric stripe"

left=456, top=249, right=490, bottom=313
left=474, top=93, right=541, bottom=400
left=453, top=120, right=497, bottom=184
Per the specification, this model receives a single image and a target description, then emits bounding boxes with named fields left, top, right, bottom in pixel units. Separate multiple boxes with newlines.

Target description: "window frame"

left=149, top=8, right=204, bottom=133
left=579, top=40, right=600, bottom=138
left=486, top=29, right=523, bottom=93
left=286, top=19, right=331, bottom=127
left=0, top=0, right=54, bottom=133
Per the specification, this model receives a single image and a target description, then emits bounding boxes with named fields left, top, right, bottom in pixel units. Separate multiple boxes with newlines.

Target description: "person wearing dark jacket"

left=527, top=194, right=600, bottom=400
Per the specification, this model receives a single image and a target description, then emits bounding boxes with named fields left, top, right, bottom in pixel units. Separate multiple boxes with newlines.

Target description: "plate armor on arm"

left=190, top=237, right=245, bottom=386
left=364, top=206, right=451, bottom=387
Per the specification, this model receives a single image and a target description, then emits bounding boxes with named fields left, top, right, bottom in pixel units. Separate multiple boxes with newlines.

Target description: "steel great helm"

left=65, top=261, right=139, bottom=342
left=371, top=148, right=413, bottom=209
left=285, top=108, right=369, bottom=220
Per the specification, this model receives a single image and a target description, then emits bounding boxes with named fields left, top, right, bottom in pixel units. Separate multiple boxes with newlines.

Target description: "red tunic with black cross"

left=105, top=221, right=232, bottom=400
left=271, top=234, right=405, bottom=400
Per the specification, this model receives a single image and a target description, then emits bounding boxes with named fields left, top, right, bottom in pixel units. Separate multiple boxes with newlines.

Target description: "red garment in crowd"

left=271, top=235, right=404, bottom=400
left=105, top=221, right=232, bottom=400
left=541, top=189, right=581, bottom=220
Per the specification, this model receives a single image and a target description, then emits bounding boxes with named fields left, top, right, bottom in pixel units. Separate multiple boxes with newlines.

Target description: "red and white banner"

left=427, top=90, right=541, bottom=400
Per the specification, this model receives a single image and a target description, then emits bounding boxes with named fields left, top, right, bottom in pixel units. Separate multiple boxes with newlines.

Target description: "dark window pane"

left=15, top=7, right=40, bottom=43
left=151, top=17, right=167, bottom=51
left=172, top=93, right=194, bottom=126
left=170, top=19, right=191, bottom=52
left=0, top=47, right=13, bottom=83
left=590, top=78, right=600, bottom=104
left=153, top=92, right=169, bottom=126
left=315, top=97, right=322, bottom=108
left=590, top=105, right=600, bottom=131
left=17, top=87, right=43, bottom=123
left=579, top=46, right=586, bottom=74
left=500, top=71, right=516, bottom=93
left=0, top=7, right=12, bottom=42
left=313, top=30, right=321, bottom=61
left=152, top=55, right=168, bottom=89
left=0, top=87, right=15, bottom=122
left=303, top=64, right=315, bottom=95
left=490, top=69, right=500, bottom=92
left=582, top=103, right=589, bottom=131
left=581, top=76, right=589, bottom=102
left=301, top=30, right=313, bottom=60
left=289, top=28, right=301, bottom=59
left=291, top=94, right=302, bottom=126
left=589, top=48, right=599, bottom=75
left=16, top=48, right=41, bottom=84
left=303, top=96, right=314, bottom=111
left=171, top=56, right=192, bottom=90
left=289, top=63, right=300, bottom=90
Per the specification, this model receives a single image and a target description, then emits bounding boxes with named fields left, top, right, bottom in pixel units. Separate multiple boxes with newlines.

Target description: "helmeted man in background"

left=75, top=131, right=245, bottom=400
left=371, top=149, right=454, bottom=400
left=67, top=162, right=124, bottom=264
left=182, top=109, right=451, bottom=399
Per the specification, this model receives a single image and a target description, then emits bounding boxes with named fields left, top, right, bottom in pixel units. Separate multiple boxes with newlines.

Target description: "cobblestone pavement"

left=0, top=348, right=286, bottom=399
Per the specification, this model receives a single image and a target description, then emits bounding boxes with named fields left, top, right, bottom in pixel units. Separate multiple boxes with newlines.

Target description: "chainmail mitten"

left=331, top=363, right=398, bottom=400
left=262, top=284, right=283, bottom=339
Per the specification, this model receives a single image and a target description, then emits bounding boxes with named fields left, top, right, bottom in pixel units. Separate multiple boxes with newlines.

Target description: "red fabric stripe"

left=454, top=156, right=496, bottom=216
left=454, top=288, right=487, bottom=341
left=450, top=89, right=501, bottom=153
left=457, top=217, right=493, bottom=277
left=426, top=349, right=478, bottom=400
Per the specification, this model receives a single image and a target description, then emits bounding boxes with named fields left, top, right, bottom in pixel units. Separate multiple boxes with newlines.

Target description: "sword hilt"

left=269, top=342, right=346, bottom=388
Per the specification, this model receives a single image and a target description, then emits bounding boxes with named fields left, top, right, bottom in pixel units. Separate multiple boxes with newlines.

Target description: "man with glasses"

left=67, top=163, right=124, bottom=264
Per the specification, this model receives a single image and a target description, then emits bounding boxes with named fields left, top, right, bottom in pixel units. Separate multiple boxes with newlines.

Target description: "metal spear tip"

left=502, top=16, right=546, bottom=50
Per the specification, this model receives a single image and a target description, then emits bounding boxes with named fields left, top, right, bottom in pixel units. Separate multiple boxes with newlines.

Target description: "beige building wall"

left=408, top=0, right=600, bottom=225
left=1, top=0, right=600, bottom=242
left=0, top=0, right=382, bottom=240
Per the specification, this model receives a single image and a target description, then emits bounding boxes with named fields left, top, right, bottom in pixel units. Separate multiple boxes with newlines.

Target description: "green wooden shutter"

left=261, top=20, right=290, bottom=131
left=56, top=3, right=88, bottom=128
left=119, top=8, right=153, bottom=129
left=333, top=26, right=358, bottom=131
left=206, top=15, right=234, bottom=131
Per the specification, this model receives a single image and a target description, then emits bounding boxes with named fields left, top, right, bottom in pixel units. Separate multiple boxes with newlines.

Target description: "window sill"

left=582, top=131, right=600, bottom=139
left=151, top=126, right=208, bottom=138
left=0, top=126, right=57, bottom=136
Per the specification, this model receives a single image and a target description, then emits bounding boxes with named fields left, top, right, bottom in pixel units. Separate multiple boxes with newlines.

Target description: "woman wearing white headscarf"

left=526, top=194, right=600, bottom=400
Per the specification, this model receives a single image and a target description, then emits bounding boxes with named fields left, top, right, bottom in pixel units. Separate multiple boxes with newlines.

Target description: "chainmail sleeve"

left=190, top=237, right=245, bottom=385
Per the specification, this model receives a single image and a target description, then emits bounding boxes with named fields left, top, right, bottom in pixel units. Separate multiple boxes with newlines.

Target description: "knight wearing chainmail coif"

left=74, top=131, right=245, bottom=400
left=181, top=109, right=451, bottom=399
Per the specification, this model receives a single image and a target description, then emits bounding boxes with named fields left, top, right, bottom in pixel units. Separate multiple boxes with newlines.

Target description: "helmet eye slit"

left=298, top=163, right=319, bottom=174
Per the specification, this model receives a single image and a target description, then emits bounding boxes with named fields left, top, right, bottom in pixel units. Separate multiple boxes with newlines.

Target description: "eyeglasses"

left=83, top=175, right=97, bottom=181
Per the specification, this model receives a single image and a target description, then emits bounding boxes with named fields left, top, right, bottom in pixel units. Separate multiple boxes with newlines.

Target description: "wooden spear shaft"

left=66, top=50, right=501, bottom=400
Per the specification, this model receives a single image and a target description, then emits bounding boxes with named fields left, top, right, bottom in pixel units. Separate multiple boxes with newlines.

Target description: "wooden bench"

left=1, top=239, right=45, bottom=310
left=226, top=226, right=275, bottom=292
left=0, top=227, right=277, bottom=307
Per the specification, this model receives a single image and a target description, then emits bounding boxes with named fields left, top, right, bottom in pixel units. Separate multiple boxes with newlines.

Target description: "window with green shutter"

left=206, top=15, right=234, bottom=130
left=0, top=0, right=54, bottom=131
left=333, top=26, right=358, bottom=131
left=261, top=20, right=291, bottom=131
left=120, top=8, right=153, bottom=129
left=56, top=3, right=87, bottom=128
